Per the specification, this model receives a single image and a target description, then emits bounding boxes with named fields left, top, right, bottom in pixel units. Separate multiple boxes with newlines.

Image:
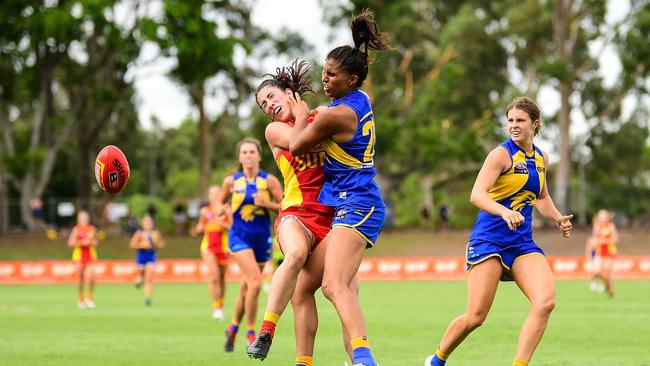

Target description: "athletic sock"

left=295, top=355, right=313, bottom=366
left=260, top=311, right=280, bottom=337
left=212, top=299, right=223, bottom=309
left=429, top=349, right=448, bottom=366
left=246, top=325, right=256, bottom=344
left=351, top=336, right=376, bottom=366
left=513, top=358, right=529, bottom=366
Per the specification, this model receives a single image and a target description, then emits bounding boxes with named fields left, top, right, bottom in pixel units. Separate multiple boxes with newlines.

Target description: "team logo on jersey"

left=335, top=208, right=347, bottom=219
left=339, top=191, right=347, bottom=199
left=514, top=162, right=528, bottom=174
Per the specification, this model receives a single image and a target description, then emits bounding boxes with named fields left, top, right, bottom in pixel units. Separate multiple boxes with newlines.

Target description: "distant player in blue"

left=424, top=97, right=573, bottom=366
left=288, top=10, right=390, bottom=366
left=129, top=215, right=165, bottom=306
left=217, top=137, right=283, bottom=352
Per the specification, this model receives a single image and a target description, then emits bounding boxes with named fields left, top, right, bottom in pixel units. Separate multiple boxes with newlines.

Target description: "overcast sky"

left=131, top=0, right=631, bottom=141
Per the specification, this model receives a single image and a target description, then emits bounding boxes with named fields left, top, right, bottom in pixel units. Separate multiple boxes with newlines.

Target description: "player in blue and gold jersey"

left=424, top=97, right=573, bottom=366
left=217, top=137, right=283, bottom=352
left=288, top=10, right=390, bottom=366
left=129, top=215, right=165, bottom=306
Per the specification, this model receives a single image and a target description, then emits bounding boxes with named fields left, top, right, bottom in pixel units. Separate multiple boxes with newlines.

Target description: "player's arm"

left=470, top=147, right=524, bottom=230
left=156, top=231, right=165, bottom=249
left=89, top=228, right=98, bottom=246
left=216, top=207, right=233, bottom=229
left=129, top=231, right=141, bottom=249
left=67, top=228, right=78, bottom=248
left=289, top=93, right=353, bottom=155
left=254, top=174, right=283, bottom=212
left=194, top=208, right=205, bottom=234
left=535, top=150, right=573, bottom=237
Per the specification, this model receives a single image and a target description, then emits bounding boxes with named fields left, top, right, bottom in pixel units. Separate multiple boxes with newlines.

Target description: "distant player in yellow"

left=129, top=215, right=165, bottom=306
left=68, top=210, right=98, bottom=309
left=592, top=209, right=618, bottom=297
left=195, top=185, right=233, bottom=320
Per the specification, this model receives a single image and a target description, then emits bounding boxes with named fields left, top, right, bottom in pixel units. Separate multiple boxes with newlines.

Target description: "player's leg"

left=320, top=228, right=373, bottom=365
left=426, top=257, right=502, bottom=366
left=510, top=254, right=555, bottom=365
left=602, top=258, right=614, bottom=297
left=76, top=264, right=85, bottom=308
left=248, top=219, right=311, bottom=359
left=225, top=278, right=247, bottom=352
left=231, top=249, right=262, bottom=347
left=202, top=251, right=222, bottom=318
left=144, top=263, right=154, bottom=305
left=84, top=263, right=96, bottom=308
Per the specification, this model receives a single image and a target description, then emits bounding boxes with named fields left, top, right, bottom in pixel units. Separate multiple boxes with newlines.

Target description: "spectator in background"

left=174, top=202, right=188, bottom=236
left=439, top=204, right=451, bottom=231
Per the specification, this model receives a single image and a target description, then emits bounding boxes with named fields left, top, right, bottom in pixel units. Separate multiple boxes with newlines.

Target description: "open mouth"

left=511, top=130, right=521, bottom=137
left=272, top=106, right=282, bottom=119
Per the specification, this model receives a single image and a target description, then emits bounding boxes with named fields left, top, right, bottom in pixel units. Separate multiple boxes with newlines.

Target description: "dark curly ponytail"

left=327, top=9, right=390, bottom=88
left=256, top=59, right=314, bottom=100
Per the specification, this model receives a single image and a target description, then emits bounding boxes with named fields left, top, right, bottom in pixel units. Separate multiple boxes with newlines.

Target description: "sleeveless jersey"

left=200, top=205, right=229, bottom=252
left=230, top=171, right=272, bottom=236
left=276, top=120, right=333, bottom=214
left=134, top=230, right=161, bottom=251
left=470, top=139, right=545, bottom=246
left=319, top=89, right=384, bottom=208
left=71, top=224, right=98, bottom=261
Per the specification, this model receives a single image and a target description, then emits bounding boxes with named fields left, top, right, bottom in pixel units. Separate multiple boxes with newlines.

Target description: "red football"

left=95, top=145, right=130, bottom=194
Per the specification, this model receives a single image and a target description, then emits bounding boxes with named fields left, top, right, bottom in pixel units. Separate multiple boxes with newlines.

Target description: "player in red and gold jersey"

left=68, top=210, right=98, bottom=309
left=195, top=185, right=233, bottom=320
left=248, top=59, right=358, bottom=365
left=593, top=209, right=618, bottom=297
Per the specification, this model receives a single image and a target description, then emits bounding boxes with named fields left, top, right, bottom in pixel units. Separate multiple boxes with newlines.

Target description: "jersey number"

left=362, top=120, right=375, bottom=162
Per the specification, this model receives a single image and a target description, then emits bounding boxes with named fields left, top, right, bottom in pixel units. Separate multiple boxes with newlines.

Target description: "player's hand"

left=556, top=214, right=573, bottom=238
left=287, top=91, right=309, bottom=121
left=501, top=210, right=525, bottom=230
left=253, top=193, right=269, bottom=208
left=214, top=204, right=227, bottom=217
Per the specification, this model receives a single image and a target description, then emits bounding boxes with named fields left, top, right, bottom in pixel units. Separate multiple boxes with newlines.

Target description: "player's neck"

left=514, top=140, right=534, bottom=154
left=243, top=167, right=259, bottom=180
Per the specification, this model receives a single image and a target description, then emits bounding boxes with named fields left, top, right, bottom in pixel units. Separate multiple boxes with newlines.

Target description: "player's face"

left=78, top=212, right=89, bottom=225
left=322, top=59, right=357, bottom=99
left=239, top=142, right=261, bottom=169
left=507, top=108, right=538, bottom=144
left=208, top=186, right=220, bottom=203
left=597, top=210, right=609, bottom=222
left=256, top=86, right=293, bottom=122
left=142, top=216, right=153, bottom=230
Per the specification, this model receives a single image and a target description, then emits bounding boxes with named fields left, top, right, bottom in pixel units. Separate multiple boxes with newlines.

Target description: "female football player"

left=592, top=209, right=618, bottom=297
left=424, top=97, right=573, bottom=366
left=288, top=10, right=390, bottom=366
left=218, top=138, right=283, bottom=351
left=68, top=210, right=98, bottom=309
left=129, top=214, right=165, bottom=306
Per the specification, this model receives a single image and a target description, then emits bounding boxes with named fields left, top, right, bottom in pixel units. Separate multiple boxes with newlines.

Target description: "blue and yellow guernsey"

left=230, top=171, right=272, bottom=237
left=319, top=89, right=384, bottom=209
left=469, top=138, right=545, bottom=246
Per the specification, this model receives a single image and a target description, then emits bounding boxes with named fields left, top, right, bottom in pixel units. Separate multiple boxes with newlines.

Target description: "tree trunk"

left=77, top=132, right=93, bottom=211
left=0, top=172, right=7, bottom=235
left=18, top=178, right=35, bottom=231
left=190, top=83, right=211, bottom=200
left=554, top=82, right=572, bottom=214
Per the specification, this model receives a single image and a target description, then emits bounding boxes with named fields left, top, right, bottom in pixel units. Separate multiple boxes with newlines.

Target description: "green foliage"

left=126, top=194, right=174, bottom=232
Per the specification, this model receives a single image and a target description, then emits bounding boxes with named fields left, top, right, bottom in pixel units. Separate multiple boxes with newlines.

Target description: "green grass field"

left=1, top=280, right=649, bottom=366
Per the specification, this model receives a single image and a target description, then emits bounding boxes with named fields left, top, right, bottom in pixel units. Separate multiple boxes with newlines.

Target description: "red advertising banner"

left=0, top=256, right=649, bottom=284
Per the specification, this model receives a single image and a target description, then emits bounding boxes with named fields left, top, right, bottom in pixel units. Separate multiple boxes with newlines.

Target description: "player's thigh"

left=466, top=257, right=502, bottom=315
left=202, top=251, right=219, bottom=277
left=277, top=218, right=312, bottom=259
left=511, top=254, right=554, bottom=306
left=233, top=249, right=263, bottom=281
left=295, top=235, right=330, bottom=294
left=323, top=228, right=366, bottom=285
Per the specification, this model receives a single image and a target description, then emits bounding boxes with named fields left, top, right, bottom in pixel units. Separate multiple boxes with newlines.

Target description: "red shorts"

left=72, top=246, right=97, bottom=268
left=201, top=246, right=230, bottom=265
left=275, top=206, right=333, bottom=250
left=599, top=243, right=617, bottom=257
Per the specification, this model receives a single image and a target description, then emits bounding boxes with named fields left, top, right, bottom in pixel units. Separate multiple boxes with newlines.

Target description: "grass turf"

left=1, top=280, right=649, bottom=365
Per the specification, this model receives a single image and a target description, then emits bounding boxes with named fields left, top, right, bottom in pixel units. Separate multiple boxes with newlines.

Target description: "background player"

left=68, top=210, right=98, bottom=309
left=592, top=209, right=618, bottom=297
left=218, top=138, right=283, bottom=352
left=194, top=185, right=232, bottom=320
left=424, top=97, right=573, bottom=366
left=288, top=10, right=390, bottom=366
left=129, top=214, right=165, bottom=306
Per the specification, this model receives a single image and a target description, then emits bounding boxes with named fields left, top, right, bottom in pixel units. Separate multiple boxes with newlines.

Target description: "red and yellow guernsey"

left=275, top=120, right=333, bottom=216
left=71, top=224, right=98, bottom=265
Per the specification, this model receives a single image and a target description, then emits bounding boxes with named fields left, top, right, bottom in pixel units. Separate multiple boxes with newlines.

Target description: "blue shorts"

left=466, top=240, right=544, bottom=281
left=332, top=204, right=385, bottom=248
left=229, top=231, right=272, bottom=263
left=136, top=250, right=157, bottom=268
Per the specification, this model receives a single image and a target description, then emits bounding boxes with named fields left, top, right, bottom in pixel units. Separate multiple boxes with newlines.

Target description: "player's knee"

left=281, top=249, right=308, bottom=272
left=321, top=279, right=346, bottom=303
left=534, top=296, right=555, bottom=314
left=247, top=276, right=262, bottom=293
left=466, top=311, right=488, bottom=330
